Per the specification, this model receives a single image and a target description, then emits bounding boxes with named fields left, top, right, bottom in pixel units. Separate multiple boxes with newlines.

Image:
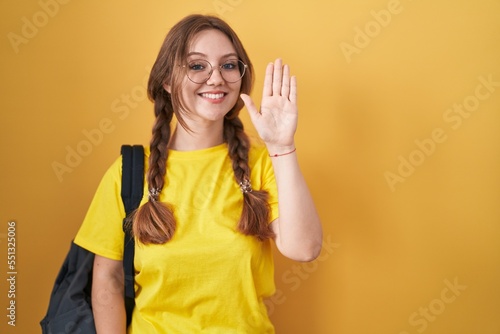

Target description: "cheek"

left=229, top=82, right=242, bottom=100
left=233, top=81, right=242, bottom=92
left=180, top=81, right=198, bottom=103
left=173, top=82, right=198, bottom=117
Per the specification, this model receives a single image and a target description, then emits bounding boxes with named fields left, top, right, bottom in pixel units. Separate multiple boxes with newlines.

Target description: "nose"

left=206, top=68, right=225, bottom=86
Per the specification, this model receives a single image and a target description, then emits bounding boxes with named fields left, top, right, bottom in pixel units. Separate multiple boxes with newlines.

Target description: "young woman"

left=74, top=14, right=322, bottom=333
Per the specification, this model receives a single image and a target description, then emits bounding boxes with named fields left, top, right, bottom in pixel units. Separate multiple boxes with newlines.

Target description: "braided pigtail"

left=132, top=90, right=176, bottom=244
left=224, top=116, right=275, bottom=241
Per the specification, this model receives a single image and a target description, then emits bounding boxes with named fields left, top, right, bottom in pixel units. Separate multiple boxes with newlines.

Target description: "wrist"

left=267, top=144, right=296, bottom=157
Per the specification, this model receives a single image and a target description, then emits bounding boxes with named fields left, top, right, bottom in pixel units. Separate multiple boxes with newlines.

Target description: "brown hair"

left=132, top=14, right=274, bottom=244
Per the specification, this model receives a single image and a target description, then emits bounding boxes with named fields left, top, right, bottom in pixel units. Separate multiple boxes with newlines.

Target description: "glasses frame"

left=181, top=59, right=248, bottom=84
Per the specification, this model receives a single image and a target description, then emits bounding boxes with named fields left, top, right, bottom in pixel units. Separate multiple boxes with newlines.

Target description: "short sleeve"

left=74, top=156, right=126, bottom=261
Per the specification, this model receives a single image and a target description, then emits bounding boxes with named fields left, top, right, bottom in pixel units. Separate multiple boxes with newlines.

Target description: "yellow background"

left=1, top=0, right=499, bottom=333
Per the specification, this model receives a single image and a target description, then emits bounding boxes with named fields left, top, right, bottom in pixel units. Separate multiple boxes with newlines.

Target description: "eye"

left=221, top=60, right=238, bottom=70
left=188, top=61, right=208, bottom=71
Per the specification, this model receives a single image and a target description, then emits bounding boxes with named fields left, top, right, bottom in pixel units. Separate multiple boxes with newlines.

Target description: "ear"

left=163, top=83, right=171, bottom=94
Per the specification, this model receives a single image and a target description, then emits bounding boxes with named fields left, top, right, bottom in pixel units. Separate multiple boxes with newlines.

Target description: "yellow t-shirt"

left=74, top=143, right=279, bottom=333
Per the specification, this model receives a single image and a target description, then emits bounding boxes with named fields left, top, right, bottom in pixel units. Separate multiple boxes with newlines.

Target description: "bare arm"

left=92, top=255, right=127, bottom=333
left=268, top=147, right=323, bottom=262
left=241, top=59, right=323, bottom=262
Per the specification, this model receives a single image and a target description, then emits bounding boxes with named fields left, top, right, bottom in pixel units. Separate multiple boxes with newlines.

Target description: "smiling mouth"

left=200, top=93, right=226, bottom=100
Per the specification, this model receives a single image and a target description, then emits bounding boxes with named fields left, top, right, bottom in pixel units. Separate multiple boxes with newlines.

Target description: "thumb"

left=240, top=94, right=260, bottom=121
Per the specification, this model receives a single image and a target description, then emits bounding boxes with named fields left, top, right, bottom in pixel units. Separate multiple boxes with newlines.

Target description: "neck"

left=169, top=120, right=225, bottom=151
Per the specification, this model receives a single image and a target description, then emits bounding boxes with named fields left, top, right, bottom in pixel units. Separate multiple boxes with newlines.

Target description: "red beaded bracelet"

left=269, top=148, right=296, bottom=157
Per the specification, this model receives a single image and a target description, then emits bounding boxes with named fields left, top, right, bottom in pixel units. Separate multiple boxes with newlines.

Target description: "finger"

left=262, top=63, right=273, bottom=97
left=272, top=58, right=282, bottom=96
left=281, top=64, right=291, bottom=98
left=240, top=94, right=260, bottom=122
left=290, top=75, right=297, bottom=104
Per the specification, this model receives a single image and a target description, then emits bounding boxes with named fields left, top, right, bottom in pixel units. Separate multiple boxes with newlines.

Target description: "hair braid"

left=224, top=117, right=275, bottom=241
left=132, top=91, right=176, bottom=244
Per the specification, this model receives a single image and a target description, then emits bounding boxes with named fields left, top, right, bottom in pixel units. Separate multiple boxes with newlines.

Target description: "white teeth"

left=201, top=93, right=225, bottom=99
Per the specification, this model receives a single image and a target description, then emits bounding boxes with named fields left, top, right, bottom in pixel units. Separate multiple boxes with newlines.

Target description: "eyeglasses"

left=182, top=59, right=247, bottom=84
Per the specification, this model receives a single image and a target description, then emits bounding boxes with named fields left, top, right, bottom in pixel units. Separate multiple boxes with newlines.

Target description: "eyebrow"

left=187, top=52, right=239, bottom=59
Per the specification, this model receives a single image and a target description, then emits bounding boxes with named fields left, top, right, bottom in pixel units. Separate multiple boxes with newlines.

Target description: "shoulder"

left=103, top=154, right=124, bottom=183
left=96, top=150, right=130, bottom=190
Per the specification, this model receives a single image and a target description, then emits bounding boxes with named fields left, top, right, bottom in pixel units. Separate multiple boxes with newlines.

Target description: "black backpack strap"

left=120, top=145, right=144, bottom=326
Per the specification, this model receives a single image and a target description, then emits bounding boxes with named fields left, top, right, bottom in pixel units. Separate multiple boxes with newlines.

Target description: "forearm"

left=241, top=58, right=322, bottom=260
left=269, top=145, right=323, bottom=261
left=92, top=256, right=127, bottom=333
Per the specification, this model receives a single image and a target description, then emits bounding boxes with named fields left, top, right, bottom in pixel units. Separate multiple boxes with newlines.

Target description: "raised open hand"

left=240, top=59, right=298, bottom=152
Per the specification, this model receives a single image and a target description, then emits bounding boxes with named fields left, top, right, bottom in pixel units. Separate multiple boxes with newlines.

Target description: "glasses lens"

left=220, top=59, right=246, bottom=83
left=186, top=60, right=212, bottom=84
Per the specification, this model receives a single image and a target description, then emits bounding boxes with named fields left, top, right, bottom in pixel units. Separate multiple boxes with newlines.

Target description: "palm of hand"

left=256, top=95, right=297, bottom=145
left=240, top=59, right=298, bottom=148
